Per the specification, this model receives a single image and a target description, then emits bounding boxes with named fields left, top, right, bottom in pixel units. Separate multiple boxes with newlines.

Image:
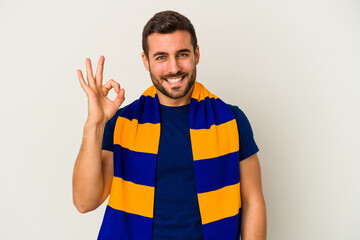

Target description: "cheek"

left=182, top=61, right=195, bottom=72
left=181, top=64, right=194, bottom=74
left=150, top=64, right=167, bottom=76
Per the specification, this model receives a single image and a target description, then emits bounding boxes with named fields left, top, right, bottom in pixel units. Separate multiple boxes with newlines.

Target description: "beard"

left=149, top=67, right=197, bottom=99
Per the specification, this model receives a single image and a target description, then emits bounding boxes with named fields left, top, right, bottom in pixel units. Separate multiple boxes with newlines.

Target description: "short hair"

left=142, top=10, right=198, bottom=58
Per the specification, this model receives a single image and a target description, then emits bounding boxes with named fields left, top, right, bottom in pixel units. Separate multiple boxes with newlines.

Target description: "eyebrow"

left=177, top=48, right=191, bottom=54
left=152, top=48, right=191, bottom=58
left=153, top=51, right=167, bottom=58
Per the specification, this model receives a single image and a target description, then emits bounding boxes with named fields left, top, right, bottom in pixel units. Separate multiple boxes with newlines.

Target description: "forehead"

left=147, top=30, right=192, bottom=54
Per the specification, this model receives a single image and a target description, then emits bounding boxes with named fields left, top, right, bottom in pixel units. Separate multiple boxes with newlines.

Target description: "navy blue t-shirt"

left=102, top=103, right=259, bottom=240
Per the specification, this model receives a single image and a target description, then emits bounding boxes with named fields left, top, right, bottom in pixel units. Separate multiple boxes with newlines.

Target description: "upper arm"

left=240, top=153, right=265, bottom=206
left=100, top=150, right=114, bottom=204
left=99, top=109, right=120, bottom=204
left=228, top=104, right=259, bottom=161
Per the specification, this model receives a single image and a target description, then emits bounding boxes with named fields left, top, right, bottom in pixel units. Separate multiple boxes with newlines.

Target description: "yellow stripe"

left=191, top=81, right=218, bottom=101
left=198, top=182, right=241, bottom=224
left=114, top=117, right=160, bottom=154
left=190, top=119, right=239, bottom=160
left=142, top=85, right=157, bottom=97
left=108, top=177, right=155, bottom=218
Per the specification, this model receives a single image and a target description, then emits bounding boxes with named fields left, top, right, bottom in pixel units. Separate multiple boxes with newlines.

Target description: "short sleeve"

left=227, top=104, right=259, bottom=161
left=102, top=107, right=126, bottom=152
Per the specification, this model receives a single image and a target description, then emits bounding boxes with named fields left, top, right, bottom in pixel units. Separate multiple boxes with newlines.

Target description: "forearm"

left=241, top=200, right=267, bottom=240
left=72, top=120, right=106, bottom=213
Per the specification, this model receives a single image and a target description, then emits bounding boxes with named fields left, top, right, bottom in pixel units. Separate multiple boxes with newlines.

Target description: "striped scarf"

left=98, top=81, right=241, bottom=240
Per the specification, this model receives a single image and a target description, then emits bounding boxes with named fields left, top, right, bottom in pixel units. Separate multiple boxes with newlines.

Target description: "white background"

left=0, top=0, right=359, bottom=239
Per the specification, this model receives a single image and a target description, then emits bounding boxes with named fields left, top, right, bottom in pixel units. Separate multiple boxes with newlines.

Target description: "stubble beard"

left=149, top=67, right=197, bottom=100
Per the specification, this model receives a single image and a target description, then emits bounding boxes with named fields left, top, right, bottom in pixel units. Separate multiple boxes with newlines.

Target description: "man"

left=73, top=10, right=266, bottom=240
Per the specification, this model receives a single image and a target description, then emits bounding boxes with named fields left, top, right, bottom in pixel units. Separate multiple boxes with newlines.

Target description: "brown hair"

left=142, top=10, right=198, bottom=58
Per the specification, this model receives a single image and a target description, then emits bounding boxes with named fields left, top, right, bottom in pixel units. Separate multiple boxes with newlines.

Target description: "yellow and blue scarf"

left=98, top=81, right=241, bottom=240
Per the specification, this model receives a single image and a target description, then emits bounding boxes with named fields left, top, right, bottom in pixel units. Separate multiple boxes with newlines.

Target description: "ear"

left=195, top=45, right=200, bottom=65
left=141, top=52, right=150, bottom=71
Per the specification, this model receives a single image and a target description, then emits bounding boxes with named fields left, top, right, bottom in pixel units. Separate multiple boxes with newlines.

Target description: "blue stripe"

left=202, top=209, right=241, bottom=240
left=120, top=95, right=160, bottom=124
left=194, top=152, right=240, bottom=193
left=113, top=145, right=157, bottom=187
left=98, top=206, right=153, bottom=240
left=190, top=97, right=235, bottom=129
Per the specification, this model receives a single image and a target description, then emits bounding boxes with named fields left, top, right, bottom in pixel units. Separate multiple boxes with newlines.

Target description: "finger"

left=85, top=58, right=96, bottom=87
left=102, top=79, right=120, bottom=96
left=95, top=55, right=105, bottom=86
left=77, top=70, right=92, bottom=96
left=112, top=88, right=125, bottom=109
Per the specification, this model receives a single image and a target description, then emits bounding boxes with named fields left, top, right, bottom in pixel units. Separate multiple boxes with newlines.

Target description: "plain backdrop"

left=0, top=0, right=359, bottom=239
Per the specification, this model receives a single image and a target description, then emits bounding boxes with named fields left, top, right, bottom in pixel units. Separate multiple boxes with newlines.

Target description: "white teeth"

left=166, top=77, right=183, bottom=83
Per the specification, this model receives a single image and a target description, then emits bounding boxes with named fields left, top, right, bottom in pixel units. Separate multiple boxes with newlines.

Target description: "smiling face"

left=142, top=30, right=200, bottom=106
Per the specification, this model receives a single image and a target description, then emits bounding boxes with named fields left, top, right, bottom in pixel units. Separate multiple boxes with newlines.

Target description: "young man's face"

left=142, top=30, right=200, bottom=106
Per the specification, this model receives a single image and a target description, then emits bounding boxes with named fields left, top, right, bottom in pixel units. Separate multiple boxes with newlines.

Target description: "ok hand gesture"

left=77, top=56, right=125, bottom=125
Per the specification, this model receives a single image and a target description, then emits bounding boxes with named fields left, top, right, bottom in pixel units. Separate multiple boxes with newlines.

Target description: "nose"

left=167, top=57, right=181, bottom=75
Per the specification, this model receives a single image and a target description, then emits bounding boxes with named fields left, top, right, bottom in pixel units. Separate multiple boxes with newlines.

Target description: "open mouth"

left=164, top=76, right=185, bottom=83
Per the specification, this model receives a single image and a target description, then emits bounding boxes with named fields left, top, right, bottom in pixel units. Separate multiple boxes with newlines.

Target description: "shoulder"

left=225, top=103, right=254, bottom=134
left=226, top=103, right=248, bottom=122
left=111, top=99, right=139, bottom=120
left=106, top=100, right=138, bottom=128
left=226, top=103, right=259, bottom=159
left=115, top=100, right=138, bottom=116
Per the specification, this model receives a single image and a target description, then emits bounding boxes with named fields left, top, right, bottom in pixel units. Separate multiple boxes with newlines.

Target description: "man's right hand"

left=77, top=56, right=125, bottom=125
left=73, top=56, right=122, bottom=213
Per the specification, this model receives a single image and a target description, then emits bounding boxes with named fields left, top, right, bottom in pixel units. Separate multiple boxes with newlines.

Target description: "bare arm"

left=240, top=153, right=267, bottom=240
left=72, top=56, right=125, bottom=213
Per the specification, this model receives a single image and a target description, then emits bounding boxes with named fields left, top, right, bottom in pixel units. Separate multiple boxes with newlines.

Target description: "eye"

left=179, top=53, right=189, bottom=57
left=156, top=55, right=165, bottom=60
